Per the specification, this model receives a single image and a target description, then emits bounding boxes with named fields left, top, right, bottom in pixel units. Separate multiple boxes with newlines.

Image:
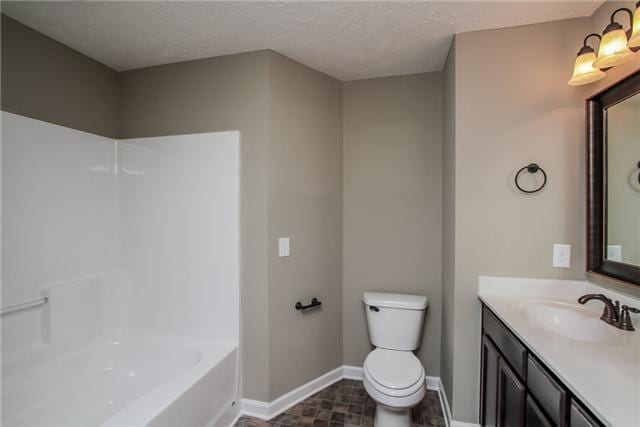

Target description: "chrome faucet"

left=578, top=293, right=640, bottom=331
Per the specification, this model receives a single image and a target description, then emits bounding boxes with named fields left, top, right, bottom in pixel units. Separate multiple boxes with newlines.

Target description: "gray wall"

left=1, top=14, right=119, bottom=138
left=440, top=42, right=456, bottom=403
left=444, top=17, right=591, bottom=421
left=441, top=2, right=640, bottom=420
left=342, top=73, right=443, bottom=375
left=267, top=53, right=343, bottom=399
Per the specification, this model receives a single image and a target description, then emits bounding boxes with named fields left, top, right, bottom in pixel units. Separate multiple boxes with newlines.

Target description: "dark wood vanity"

left=480, top=305, right=603, bottom=427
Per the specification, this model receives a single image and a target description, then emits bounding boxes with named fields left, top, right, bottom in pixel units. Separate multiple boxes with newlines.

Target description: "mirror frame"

left=586, top=69, right=640, bottom=286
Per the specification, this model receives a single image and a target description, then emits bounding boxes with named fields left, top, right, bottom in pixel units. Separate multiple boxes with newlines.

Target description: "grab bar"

left=1, top=297, right=48, bottom=316
left=295, top=298, right=322, bottom=311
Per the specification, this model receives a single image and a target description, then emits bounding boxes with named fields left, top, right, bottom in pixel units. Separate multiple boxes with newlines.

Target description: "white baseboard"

left=241, top=365, right=451, bottom=423
left=241, top=366, right=343, bottom=420
left=240, top=398, right=270, bottom=420
left=436, top=378, right=480, bottom=427
left=438, top=377, right=453, bottom=426
left=343, top=365, right=364, bottom=380
left=425, top=376, right=439, bottom=391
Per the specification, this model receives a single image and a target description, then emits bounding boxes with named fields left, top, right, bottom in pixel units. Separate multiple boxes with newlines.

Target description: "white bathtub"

left=1, top=332, right=238, bottom=427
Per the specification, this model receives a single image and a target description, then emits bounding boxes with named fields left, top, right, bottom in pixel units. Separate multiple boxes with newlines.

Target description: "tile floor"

left=234, top=378, right=445, bottom=427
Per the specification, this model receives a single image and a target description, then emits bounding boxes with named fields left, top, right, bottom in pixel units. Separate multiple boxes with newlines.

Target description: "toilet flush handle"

left=369, top=306, right=380, bottom=312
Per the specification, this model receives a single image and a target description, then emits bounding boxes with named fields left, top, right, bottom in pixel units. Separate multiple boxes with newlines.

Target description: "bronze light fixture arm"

left=600, top=8, right=633, bottom=40
left=583, top=33, right=602, bottom=47
left=609, top=7, right=634, bottom=27
left=577, top=33, right=602, bottom=56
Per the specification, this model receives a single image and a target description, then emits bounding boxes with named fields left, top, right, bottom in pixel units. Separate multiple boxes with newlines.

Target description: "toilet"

left=362, top=292, right=429, bottom=427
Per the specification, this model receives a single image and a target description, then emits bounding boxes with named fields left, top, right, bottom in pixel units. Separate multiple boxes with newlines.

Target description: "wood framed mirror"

left=587, top=70, right=640, bottom=286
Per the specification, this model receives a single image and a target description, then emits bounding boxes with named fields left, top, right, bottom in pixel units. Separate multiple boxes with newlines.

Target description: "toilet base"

left=374, top=404, right=411, bottom=427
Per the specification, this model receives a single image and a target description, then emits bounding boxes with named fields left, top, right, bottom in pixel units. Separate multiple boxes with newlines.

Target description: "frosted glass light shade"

left=568, top=51, right=606, bottom=86
left=593, top=25, right=634, bottom=68
left=628, top=4, right=640, bottom=48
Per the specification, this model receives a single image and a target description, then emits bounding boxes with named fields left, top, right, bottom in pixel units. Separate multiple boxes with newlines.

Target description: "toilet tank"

left=363, top=292, right=428, bottom=351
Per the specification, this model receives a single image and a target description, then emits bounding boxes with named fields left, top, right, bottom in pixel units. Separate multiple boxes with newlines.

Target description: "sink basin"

left=510, top=301, right=621, bottom=344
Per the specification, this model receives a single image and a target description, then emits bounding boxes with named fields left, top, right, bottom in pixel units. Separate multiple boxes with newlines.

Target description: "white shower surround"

left=119, top=133, right=240, bottom=343
left=1, top=112, right=241, bottom=426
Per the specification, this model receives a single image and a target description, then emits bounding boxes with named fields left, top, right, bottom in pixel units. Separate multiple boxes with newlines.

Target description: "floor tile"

left=234, top=379, right=444, bottom=427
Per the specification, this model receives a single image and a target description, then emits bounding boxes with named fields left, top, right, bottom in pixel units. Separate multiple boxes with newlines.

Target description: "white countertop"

left=478, top=277, right=640, bottom=427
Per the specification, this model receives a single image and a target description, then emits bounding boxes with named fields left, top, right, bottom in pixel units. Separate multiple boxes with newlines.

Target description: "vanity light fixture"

left=628, top=2, right=640, bottom=48
left=570, top=6, right=640, bottom=85
left=592, top=7, right=636, bottom=69
left=568, top=34, right=606, bottom=86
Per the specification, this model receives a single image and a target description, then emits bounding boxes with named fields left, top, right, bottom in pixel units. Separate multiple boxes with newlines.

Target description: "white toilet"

left=362, top=292, right=429, bottom=427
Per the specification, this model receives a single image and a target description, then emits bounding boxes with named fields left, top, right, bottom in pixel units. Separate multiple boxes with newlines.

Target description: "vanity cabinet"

left=569, top=400, right=601, bottom=427
left=526, top=396, right=552, bottom=427
left=481, top=336, right=499, bottom=426
left=496, top=357, right=526, bottom=426
left=480, top=305, right=603, bottom=427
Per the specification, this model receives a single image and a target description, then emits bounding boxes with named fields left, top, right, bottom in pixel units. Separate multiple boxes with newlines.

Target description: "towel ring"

left=636, top=161, right=640, bottom=185
left=515, top=163, right=547, bottom=194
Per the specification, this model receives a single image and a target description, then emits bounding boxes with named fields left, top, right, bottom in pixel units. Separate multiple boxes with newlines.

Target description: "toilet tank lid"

left=363, top=292, right=428, bottom=310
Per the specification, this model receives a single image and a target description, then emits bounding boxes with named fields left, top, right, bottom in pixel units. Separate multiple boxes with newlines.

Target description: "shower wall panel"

left=1, top=112, right=120, bottom=355
left=2, top=113, right=241, bottom=359
left=118, top=133, right=240, bottom=344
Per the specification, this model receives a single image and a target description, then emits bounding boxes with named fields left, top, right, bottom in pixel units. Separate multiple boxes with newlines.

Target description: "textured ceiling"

left=2, top=1, right=601, bottom=81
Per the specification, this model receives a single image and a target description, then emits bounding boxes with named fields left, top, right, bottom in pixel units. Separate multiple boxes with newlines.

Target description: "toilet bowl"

left=362, top=292, right=429, bottom=427
left=363, top=348, right=426, bottom=427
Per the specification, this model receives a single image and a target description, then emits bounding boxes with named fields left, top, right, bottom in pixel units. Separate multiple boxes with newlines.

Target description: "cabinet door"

left=569, top=400, right=602, bottom=427
left=481, top=335, right=500, bottom=426
left=527, top=356, right=567, bottom=426
left=526, top=395, right=553, bottom=427
left=497, top=357, right=526, bottom=427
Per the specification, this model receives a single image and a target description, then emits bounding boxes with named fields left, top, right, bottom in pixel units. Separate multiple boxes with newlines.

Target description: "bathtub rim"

left=1, top=329, right=238, bottom=427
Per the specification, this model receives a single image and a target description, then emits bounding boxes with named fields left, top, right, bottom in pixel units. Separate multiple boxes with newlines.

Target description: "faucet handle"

left=601, top=298, right=619, bottom=324
left=618, top=305, right=639, bottom=331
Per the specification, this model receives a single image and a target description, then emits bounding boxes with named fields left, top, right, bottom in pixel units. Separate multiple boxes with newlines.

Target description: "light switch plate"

left=278, top=237, right=290, bottom=257
left=607, top=245, right=622, bottom=262
left=553, top=244, right=571, bottom=268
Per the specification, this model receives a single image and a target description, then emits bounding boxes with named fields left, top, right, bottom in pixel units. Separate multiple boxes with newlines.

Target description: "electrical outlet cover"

left=607, top=245, right=622, bottom=262
left=553, top=244, right=571, bottom=268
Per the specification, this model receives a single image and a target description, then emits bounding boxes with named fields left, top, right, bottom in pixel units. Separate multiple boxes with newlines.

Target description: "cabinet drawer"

left=570, top=399, right=602, bottom=427
left=482, top=307, right=527, bottom=377
left=527, top=356, right=567, bottom=426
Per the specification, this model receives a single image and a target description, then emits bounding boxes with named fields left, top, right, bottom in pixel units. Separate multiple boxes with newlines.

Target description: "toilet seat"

left=363, top=349, right=425, bottom=398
